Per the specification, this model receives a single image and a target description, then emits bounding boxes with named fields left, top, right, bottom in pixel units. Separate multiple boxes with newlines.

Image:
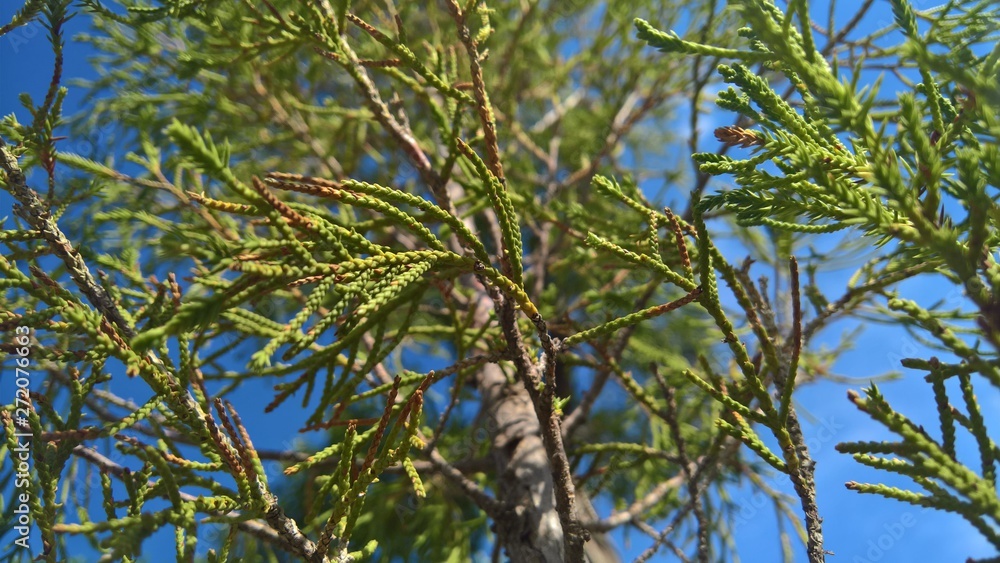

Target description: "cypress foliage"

left=1, top=0, right=998, bottom=561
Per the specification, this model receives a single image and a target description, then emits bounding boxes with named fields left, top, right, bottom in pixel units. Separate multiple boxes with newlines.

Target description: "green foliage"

left=637, top=0, right=1000, bottom=558
left=2, top=0, right=999, bottom=562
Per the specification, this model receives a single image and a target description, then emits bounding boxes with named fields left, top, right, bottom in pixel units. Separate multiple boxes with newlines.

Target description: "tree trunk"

left=471, top=297, right=620, bottom=562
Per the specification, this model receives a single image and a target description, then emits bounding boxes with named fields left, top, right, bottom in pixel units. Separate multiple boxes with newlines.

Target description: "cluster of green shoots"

left=638, top=0, right=1000, bottom=556
left=1, top=0, right=998, bottom=561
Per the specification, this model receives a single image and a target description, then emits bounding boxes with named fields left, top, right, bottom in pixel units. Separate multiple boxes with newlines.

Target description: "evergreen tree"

left=1, top=0, right=998, bottom=561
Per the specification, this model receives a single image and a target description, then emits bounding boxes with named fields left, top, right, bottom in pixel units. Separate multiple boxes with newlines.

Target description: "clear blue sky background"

left=1, top=2, right=995, bottom=561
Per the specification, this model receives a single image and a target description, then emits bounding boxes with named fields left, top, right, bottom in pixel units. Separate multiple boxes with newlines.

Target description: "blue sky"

left=2, top=2, right=996, bottom=561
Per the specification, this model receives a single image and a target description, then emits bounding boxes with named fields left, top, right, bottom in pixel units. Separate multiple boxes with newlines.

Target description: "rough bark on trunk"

left=471, top=297, right=620, bottom=562
left=479, top=361, right=565, bottom=562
